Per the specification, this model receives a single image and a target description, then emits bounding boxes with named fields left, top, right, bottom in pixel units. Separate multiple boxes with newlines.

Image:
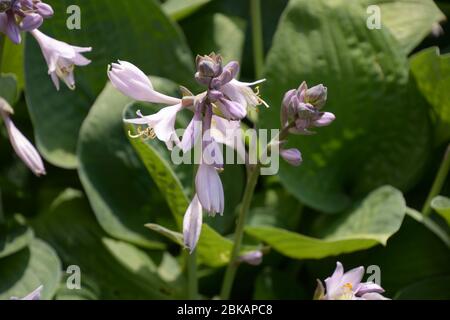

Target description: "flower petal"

left=183, top=195, right=203, bottom=254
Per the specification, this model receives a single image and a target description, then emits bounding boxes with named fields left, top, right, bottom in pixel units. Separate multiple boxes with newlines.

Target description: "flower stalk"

left=250, top=0, right=264, bottom=79
left=422, top=144, right=450, bottom=216
left=220, top=163, right=260, bottom=300
left=187, top=249, right=198, bottom=300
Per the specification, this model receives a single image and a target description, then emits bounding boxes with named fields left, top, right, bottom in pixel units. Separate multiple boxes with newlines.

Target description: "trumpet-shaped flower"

left=183, top=194, right=203, bottom=253
left=317, top=262, right=389, bottom=300
left=0, top=98, right=46, bottom=176
left=108, top=61, right=181, bottom=105
left=195, top=163, right=224, bottom=216
left=30, top=29, right=91, bottom=90
left=124, top=106, right=182, bottom=150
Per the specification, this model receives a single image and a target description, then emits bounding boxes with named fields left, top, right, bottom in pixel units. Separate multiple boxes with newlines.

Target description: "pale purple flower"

left=238, top=250, right=263, bottom=266
left=195, top=163, right=224, bottom=216
left=317, top=262, right=389, bottom=300
left=30, top=29, right=92, bottom=90
left=108, top=61, right=181, bottom=105
left=280, top=148, right=302, bottom=167
left=183, top=194, right=203, bottom=253
left=10, top=285, right=43, bottom=300
left=0, top=98, right=46, bottom=176
left=281, top=81, right=334, bottom=134
left=195, top=54, right=267, bottom=121
left=125, top=105, right=182, bottom=150
left=0, top=0, right=53, bottom=44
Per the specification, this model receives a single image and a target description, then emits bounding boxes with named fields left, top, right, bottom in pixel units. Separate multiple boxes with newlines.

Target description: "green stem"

left=0, top=35, right=5, bottom=74
left=187, top=249, right=198, bottom=300
left=422, top=144, right=450, bottom=216
left=250, top=0, right=264, bottom=79
left=220, top=164, right=260, bottom=300
left=0, top=188, right=5, bottom=225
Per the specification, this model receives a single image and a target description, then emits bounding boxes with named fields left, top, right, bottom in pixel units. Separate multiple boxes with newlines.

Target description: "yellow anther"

left=128, top=126, right=156, bottom=140
left=343, top=283, right=353, bottom=290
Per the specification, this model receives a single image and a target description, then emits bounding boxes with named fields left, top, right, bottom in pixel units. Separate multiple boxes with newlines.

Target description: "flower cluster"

left=0, top=97, right=46, bottom=176
left=315, top=262, right=389, bottom=300
left=108, top=54, right=266, bottom=253
left=0, top=0, right=53, bottom=44
left=108, top=53, right=336, bottom=254
left=0, top=0, right=92, bottom=90
left=277, top=81, right=334, bottom=167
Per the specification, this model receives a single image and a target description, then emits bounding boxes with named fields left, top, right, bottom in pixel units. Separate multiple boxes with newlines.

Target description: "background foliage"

left=0, top=0, right=449, bottom=300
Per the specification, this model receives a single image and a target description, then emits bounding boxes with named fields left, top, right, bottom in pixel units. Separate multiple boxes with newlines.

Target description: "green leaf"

left=25, top=0, right=194, bottom=168
left=0, top=238, right=62, bottom=300
left=32, top=188, right=181, bottom=299
left=246, top=186, right=406, bottom=260
left=163, top=0, right=212, bottom=21
left=182, top=13, right=246, bottom=63
left=125, top=101, right=193, bottom=224
left=360, top=0, right=445, bottom=54
left=0, top=74, right=18, bottom=105
left=1, top=38, right=25, bottom=90
left=260, top=0, right=431, bottom=212
left=431, top=195, right=450, bottom=226
left=145, top=224, right=184, bottom=247
left=411, top=47, right=450, bottom=144
left=395, top=276, right=450, bottom=300
left=0, top=216, right=34, bottom=259
left=78, top=81, right=174, bottom=249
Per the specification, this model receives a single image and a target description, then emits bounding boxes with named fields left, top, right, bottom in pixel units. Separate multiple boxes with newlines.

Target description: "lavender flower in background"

left=10, top=285, right=43, bottom=300
left=31, top=29, right=92, bottom=90
left=281, top=81, right=334, bottom=135
left=315, top=262, right=389, bottom=300
left=0, top=0, right=53, bottom=44
left=0, top=97, right=46, bottom=176
left=238, top=250, right=263, bottom=266
left=278, top=81, right=334, bottom=167
left=0, top=1, right=92, bottom=90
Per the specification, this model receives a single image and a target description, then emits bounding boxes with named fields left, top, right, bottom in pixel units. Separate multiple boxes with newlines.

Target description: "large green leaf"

left=260, top=0, right=431, bottom=212
left=78, top=80, right=177, bottom=249
left=360, top=0, right=445, bottom=54
left=25, top=0, right=194, bottom=168
left=32, top=188, right=182, bottom=299
left=0, top=216, right=34, bottom=259
left=163, top=0, right=212, bottom=21
left=0, top=238, right=61, bottom=300
left=395, top=276, right=450, bottom=300
left=431, top=195, right=450, bottom=226
left=246, top=186, right=406, bottom=260
left=411, top=47, right=450, bottom=144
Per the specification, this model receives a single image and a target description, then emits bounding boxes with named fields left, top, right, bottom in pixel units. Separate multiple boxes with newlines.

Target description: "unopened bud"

left=306, top=84, right=327, bottom=109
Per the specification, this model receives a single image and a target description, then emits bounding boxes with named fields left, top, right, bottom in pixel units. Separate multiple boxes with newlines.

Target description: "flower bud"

left=35, top=2, right=54, bottom=18
left=196, top=54, right=223, bottom=78
left=0, top=0, right=12, bottom=12
left=20, top=13, right=43, bottom=31
left=238, top=250, right=263, bottom=266
left=306, top=84, right=327, bottom=109
left=280, top=148, right=302, bottom=167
